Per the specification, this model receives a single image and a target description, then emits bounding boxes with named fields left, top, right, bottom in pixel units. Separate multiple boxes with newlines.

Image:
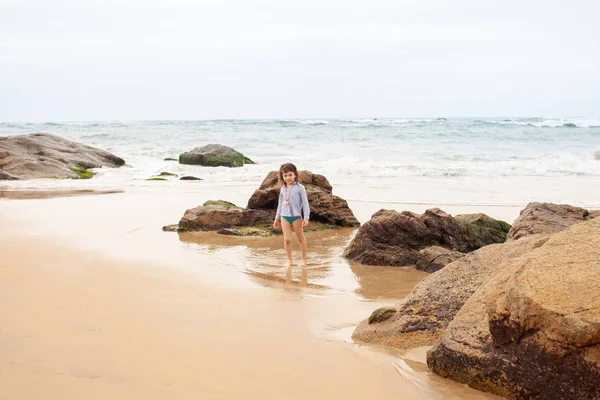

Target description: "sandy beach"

left=0, top=189, right=508, bottom=399
left=2, top=0, right=599, bottom=396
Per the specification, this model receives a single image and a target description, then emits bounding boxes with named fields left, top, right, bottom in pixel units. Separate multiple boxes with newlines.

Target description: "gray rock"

left=507, top=202, right=597, bottom=240
left=179, top=144, right=254, bottom=167
left=0, top=133, right=125, bottom=180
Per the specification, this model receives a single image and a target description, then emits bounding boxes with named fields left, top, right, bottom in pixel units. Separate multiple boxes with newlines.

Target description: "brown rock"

left=178, top=203, right=245, bottom=231
left=344, top=208, right=474, bottom=267
left=168, top=171, right=357, bottom=234
left=246, top=170, right=358, bottom=227
left=415, top=246, right=465, bottom=273
left=507, top=202, right=597, bottom=240
left=0, top=133, right=125, bottom=180
left=177, top=202, right=273, bottom=232
left=352, top=234, right=550, bottom=349
left=427, top=218, right=600, bottom=400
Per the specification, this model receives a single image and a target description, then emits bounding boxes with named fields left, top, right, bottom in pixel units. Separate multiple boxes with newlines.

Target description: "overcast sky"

left=1, top=0, right=599, bottom=121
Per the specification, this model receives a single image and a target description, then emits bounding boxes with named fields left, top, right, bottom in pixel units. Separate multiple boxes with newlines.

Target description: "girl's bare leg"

left=285, top=263, right=293, bottom=284
left=281, top=218, right=293, bottom=266
left=292, top=219, right=308, bottom=265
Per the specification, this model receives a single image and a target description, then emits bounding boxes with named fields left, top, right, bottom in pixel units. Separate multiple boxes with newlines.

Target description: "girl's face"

left=282, top=171, right=296, bottom=185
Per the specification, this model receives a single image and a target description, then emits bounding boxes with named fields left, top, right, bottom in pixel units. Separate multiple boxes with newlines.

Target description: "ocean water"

left=1, top=117, right=599, bottom=211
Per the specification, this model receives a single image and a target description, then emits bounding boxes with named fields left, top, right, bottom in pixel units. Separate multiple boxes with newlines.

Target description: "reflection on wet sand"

left=177, top=227, right=429, bottom=300
left=349, top=262, right=428, bottom=299
left=0, top=189, right=123, bottom=200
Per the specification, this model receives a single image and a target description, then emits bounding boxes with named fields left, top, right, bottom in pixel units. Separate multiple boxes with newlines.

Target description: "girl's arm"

left=275, top=189, right=284, bottom=221
left=301, top=185, right=310, bottom=220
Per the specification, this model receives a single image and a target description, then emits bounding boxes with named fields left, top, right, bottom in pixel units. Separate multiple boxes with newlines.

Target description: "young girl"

left=273, top=163, right=310, bottom=266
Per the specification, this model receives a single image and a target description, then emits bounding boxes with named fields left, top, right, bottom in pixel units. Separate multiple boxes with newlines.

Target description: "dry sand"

left=0, top=190, right=504, bottom=399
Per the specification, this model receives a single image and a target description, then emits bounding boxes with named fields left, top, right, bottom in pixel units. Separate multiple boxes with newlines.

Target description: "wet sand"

left=0, top=189, right=123, bottom=200
left=0, top=189, right=505, bottom=399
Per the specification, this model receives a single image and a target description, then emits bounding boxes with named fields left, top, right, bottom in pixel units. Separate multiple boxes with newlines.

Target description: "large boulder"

left=352, top=234, right=550, bottom=349
left=353, top=203, right=598, bottom=351
left=179, top=144, right=254, bottom=167
left=0, top=133, right=125, bottom=180
left=427, top=218, right=600, bottom=400
left=507, top=202, right=598, bottom=240
left=247, top=170, right=359, bottom=227
left=343, top=208, right=509, bottom=267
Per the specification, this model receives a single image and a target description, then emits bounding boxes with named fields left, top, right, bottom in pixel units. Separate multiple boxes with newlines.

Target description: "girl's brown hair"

left=278, top=163, right=300, bottom=187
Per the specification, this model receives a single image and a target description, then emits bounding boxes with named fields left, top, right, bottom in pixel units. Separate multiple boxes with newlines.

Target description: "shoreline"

left=0, top=190, right=505, bottom=399
left=0, top=199, right=503, bottom=399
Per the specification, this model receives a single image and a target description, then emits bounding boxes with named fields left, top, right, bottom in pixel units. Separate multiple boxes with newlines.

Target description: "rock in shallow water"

left=179, top=144, right=254, bottom=167
left=344, top=208, right=509, bottom=267
left=0, top=133, right=125, bottom=180
left=164, top=170, right=359, bottom=234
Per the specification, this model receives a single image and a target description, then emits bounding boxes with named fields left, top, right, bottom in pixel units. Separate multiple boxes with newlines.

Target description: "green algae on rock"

left=179, top=144, right=255, bottom=168
left=69, top=165, right=93, bottom=179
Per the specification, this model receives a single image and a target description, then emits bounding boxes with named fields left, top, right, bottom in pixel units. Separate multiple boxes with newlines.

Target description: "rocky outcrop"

left=507, top=202, right=598, bottom=240
left=247, top=170, right=359, bottom=227
left=165, top=171, right=359, bottom=235
left=427, top=218, right=600, bottom=400
left=174, top=200, right=336, bottom=236
left=415, top=246, right=465, bottom=273
left=179, top=144, right=254, bottom=167
left=344, top=208, right=509, bottom=267
left=352, top=234, right=550, bottom=349
left=0, top=133, right=125, bottom=180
